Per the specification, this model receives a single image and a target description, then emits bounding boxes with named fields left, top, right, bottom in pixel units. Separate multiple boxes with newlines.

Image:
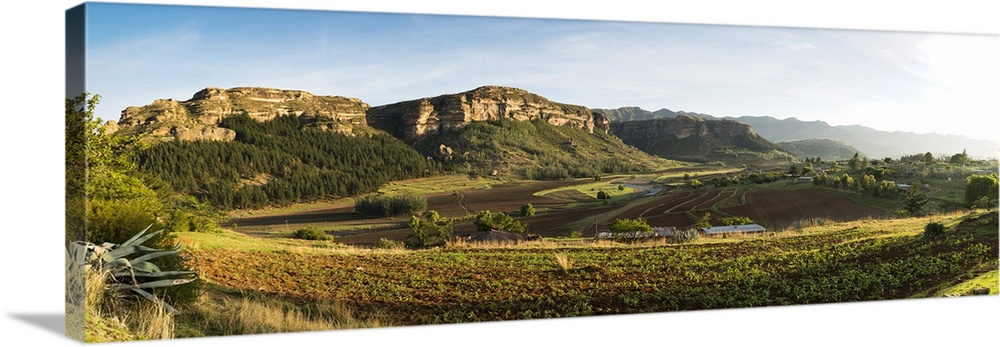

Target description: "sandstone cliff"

left=367, top=86, right=608, bottom=141
left=610, top=115, right=789, bottom=163
left=110, top=87, right=369, bottom=141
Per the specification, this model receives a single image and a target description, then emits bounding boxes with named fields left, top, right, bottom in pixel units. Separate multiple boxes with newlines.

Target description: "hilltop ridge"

left=367, top=85, right=608, bottom=141
left=108, top=87, right=371, bottom=141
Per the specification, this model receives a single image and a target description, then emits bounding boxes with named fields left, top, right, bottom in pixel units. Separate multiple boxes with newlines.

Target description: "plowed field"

left=720, top=188, right=885, bottom=229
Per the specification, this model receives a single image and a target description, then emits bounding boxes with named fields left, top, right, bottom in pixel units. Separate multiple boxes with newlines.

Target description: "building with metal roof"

left=701, top=224, right=767, bottom=235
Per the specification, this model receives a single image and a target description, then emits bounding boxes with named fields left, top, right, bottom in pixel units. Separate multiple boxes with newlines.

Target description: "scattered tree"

left=923, top=222, right=946, bottom=238
left=694, top=212, right=712, bottom=229
left=520, top=203, right=536, bottom=217
left=965, top=173, right=998, bottom=208
left=949, top=149, right=969, bottom=165
left=848, top=152, right=862, bottom=171
left=608, top=217, right=653, bottom=241
left=473, top=210, right=525, bottom=233
left=406, top=210, right=454, bottom=248
left=719, top=216, right=754, bottom=226
left=903, top=188, right=929, bottom=216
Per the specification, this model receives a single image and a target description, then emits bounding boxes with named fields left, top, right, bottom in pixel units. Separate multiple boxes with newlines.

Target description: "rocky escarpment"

left=109, top=87, right=370, bottom=141
left=610, top=115, right=789, bottom=163
left=367, top=86, right=609, bottom=141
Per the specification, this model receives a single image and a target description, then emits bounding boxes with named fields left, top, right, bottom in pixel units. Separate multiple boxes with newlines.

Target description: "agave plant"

left=67, top=225, right=196, bottom=314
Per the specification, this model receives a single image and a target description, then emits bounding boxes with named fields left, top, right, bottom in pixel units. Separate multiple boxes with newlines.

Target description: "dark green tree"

left=520, top=203, right=536, bottom=217
left=903, top=188, right=929, bottom=216
left=848, top=152, right=862, bottom=171
left=965, top=173, right=998, bottom=208
left=949, top=149, right=969, bottom=165
left=474, top=210, right=525, bottom=233
left=608, top=218, right=653, bottom=241
left=405, top=210, right=454, bottom=248
left=694, top=212, right=713, bottom=229
left=923, top=152, right=935, bottom=163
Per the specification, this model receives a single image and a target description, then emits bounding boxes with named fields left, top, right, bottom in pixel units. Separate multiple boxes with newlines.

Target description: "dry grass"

left=82, top=269, right=176, bottom=342
left=553, top=252, right=574, bottom=271
left=181, top=293, right=381, bottom=336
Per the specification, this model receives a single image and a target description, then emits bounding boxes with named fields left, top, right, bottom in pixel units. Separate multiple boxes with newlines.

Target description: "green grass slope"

left=412, top=119, right=678, bottom=179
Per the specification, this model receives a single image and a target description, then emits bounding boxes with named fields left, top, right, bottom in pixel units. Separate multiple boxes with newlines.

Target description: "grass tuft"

left=554, top=252, right=575, bottom=272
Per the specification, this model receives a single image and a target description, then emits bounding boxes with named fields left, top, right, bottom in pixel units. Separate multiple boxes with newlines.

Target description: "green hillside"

left=136, top=115, right=432, bottom=209
left=412, top=119, right=675, bottom=179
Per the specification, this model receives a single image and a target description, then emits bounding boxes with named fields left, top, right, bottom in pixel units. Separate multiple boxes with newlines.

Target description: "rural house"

left=701, top=224, right=767, bottom=235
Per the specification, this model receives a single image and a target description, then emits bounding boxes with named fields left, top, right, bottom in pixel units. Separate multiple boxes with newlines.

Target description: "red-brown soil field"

left=720, top=188, right=886, bottom=229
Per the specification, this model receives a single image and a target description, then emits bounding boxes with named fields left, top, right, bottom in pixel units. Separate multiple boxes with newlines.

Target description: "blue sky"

left=84, top=2, right=999, bottom=141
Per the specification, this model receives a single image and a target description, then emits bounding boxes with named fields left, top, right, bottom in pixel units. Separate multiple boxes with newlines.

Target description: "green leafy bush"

left=373, top=238, right=405, bottom=249
left=520, top=203, right=536, bottom=217
left=406, top=211, right=454, bottom=248
left=923, top=222, right=946, bottom=238
left=719, top=216, right=754, bottom=226
left=473, top=210, right=525, bottom=233
left=293, top=226, right=331, bottom=241
left=608, top=218, right=652, bottom=241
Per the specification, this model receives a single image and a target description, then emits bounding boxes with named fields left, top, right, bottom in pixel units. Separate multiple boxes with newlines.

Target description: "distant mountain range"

left=594, top=107, right=997, bottom=159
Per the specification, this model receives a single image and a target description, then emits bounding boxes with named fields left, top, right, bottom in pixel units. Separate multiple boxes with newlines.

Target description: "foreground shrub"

left=293, top=226, right=331, bottom=241
left=373, top=238, right=405, bottom=250
left=924, top=222, right=946, bottom=238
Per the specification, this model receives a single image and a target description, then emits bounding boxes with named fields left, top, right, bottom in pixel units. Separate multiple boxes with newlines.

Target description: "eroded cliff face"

left=111, top=87, right=369, bottom=141
left=367, top=86, right=604, bottom=141
left=610, top=115, right=754, bottom=141
left=609, top=115, right=784, bottom=163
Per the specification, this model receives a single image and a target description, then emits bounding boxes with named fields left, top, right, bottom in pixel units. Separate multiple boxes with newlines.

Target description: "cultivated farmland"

left=182, top=211, right=998, bottom=328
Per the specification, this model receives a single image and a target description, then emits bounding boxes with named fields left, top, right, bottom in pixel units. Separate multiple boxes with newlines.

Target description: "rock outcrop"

left=367, top=86, right=601, bottom=141
left=114, top=87, right=370, bottom=141
left=611, top=115, right=753, bottom=140
left=610, top=115, right=787, bottom=163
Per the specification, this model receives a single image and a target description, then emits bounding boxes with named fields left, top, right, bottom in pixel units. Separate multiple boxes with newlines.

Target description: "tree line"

left=137, top=115, right=431, bottom=209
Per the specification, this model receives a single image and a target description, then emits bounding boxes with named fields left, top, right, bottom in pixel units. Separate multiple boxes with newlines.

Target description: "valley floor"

left=174, top=210, right=999, bottom=334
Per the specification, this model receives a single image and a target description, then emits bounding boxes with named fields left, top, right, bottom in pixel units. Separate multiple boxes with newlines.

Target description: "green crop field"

left=180, top=210, right=998, bottom=330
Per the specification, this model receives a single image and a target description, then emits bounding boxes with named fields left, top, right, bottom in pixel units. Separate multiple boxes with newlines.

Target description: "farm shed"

left=594, top=226, right=676, bottom=239
left=798, top=176, right=814, bottom=182
left=653, top=227, right=676, bottom=237
left=701, top=224, right=767, bottom=235
left=895, top=183, right=912, bottom=191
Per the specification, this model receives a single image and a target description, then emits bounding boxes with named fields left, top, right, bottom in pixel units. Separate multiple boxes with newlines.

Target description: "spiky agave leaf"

left=71, top=224, right=197, bottom=314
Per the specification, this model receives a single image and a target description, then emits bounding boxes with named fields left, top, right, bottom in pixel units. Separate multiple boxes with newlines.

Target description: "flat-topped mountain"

left=777, top=138, right=865, bottom=161
left=610, top=115, right=791, bottom=164
left=367, top=86, right=609, bottom=141
left=109, top=87, right=370, bottom=141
